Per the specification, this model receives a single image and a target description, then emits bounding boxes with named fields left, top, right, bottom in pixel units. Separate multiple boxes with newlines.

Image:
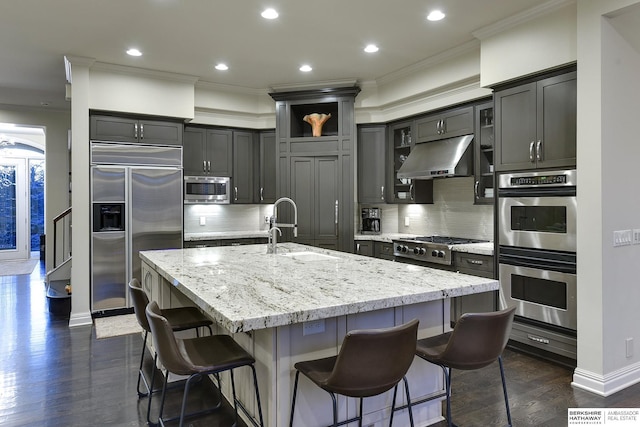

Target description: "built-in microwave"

left=184, top=176, right=230, bottom=204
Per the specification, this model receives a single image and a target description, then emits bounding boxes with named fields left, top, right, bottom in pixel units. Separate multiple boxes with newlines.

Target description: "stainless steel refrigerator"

left=90, top=142, right=183, bottom=313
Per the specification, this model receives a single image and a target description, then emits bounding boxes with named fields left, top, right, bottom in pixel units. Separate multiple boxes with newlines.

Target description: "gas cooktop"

left=392, top=236, right=489, bottom=266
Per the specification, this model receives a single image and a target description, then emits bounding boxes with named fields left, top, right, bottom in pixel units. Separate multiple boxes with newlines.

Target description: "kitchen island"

left=140, top=243, right=498, bottom=427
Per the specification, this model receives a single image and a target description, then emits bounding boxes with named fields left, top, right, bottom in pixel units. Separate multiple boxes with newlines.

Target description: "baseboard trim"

left=68, top=311, right=93, bottom=327
left=572, top=361, right=640, bottom=396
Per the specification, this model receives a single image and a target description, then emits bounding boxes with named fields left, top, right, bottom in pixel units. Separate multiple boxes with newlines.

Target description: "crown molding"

left=91, top=62, right=200, bottom=84
left=472, top=0, right=576, bottom=40
left=269, top=78, right=358, bottom=93
left=376, top=40, right=480, bottom=87
left=195, top=80, right=269, bottom=97
left=64, top=55, right=95, bottom=83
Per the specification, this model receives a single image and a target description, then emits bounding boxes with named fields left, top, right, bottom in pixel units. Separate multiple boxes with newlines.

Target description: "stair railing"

left=52, top=207, right=72, bottom=269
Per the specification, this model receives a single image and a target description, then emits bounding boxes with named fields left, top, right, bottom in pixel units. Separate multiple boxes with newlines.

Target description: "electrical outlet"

left=302, top=320, right=325, bottom=336
left=633, top=229, right=640, bottom=245
left=265, top=216, right=271, bottom=224
left=404, top=216, right=410, bottom=227
left=199, top=216, right=206, bottom=226
left=613, top=230, right=632, bottom=247
left=626, top=338, right=634, bottom=358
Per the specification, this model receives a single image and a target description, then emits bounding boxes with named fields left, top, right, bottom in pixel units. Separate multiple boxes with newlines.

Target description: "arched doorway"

left=0, top=129, right=45, bottom=261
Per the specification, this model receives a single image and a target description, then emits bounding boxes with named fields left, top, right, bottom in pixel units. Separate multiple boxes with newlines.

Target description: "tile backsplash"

left=397, top=177, right=493, bottom=241
left=184, top=204, right=273, bottom=234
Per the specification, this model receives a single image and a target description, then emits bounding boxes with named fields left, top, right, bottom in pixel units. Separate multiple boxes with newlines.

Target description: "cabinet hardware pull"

left=140, top=123, right=144, bottom=139
left=527, top=334, right=550, bottom=344
left=467, top=259, right=483, bottom=265
left=234, top=186, right=238, bottom=201
left=474, top=180, right=480, bottom=199
left=203, top=160, right=206, bottom=173
left=134, top=123, right=138, bottom=140
left=409, top=183, right=414, bottom=201
left=260, top=187, right=264, bottom=201
left=529, top=141, right=535, bottom=162
left=356, top=243, right=360, bottom=252
left=380, top=186, right=384, bottom=200
left=536, top=140, right=543, bottom=162
left=207, top=160, right=211, bottom=173
left=441, top=119, right=446, bottom=134
left=335, top=200, right=339, bottom=236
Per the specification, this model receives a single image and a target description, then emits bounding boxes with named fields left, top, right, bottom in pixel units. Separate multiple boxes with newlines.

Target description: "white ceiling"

left=0, top=0, right=557, bottom=111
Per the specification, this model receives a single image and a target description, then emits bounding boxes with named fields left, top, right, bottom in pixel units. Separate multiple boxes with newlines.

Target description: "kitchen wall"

left=184, top=204, right=273, bottom=234
left=397, top=177, right=493, bottom=241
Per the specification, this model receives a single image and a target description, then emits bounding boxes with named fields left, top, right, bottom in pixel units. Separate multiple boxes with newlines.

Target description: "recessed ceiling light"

left=261, top=8, right=278, bottom=19
left=126, top=48, right=142, bottom=57
left=215, top=63, right=229, bottom=71
left=299, top=65, right=312, bottom=72
left=427, top=10, right=445, bottom=21
left=364, top=44, right=379, bottom=53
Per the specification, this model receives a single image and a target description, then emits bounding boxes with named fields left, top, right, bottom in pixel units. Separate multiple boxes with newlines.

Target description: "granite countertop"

left=354, top=233, right=494, bottom=256
left=140, top=243, right=498, bottom=333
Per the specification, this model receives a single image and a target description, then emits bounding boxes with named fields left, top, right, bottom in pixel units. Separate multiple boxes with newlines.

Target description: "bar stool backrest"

left=324, top=319, right=419, bottom=398
left=145, top=301, right=195, bottom=376
left=129, top=278, right=151, bottom=333
left=440, top=307, right=516, bottom=370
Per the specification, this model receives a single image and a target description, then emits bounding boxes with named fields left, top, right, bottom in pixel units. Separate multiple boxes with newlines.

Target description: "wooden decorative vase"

left=303, top=113, right=331, bottom=137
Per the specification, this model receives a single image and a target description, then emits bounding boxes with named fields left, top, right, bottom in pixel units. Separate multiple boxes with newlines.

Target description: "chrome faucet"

left=267, top=227, right=282, bottom=254
left=267, top=197, right=298, bottom=254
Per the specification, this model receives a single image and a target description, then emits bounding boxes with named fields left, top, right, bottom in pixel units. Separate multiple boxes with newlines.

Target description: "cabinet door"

left=536, top=72, right=577, bottom=169
left=90, top=115, right=139, bottom=143
left=357, top=125, right=386, bottom=203
left=415, top=107, right=473, bottom=143
left=474, top=101, right=494, bottom=204
left=259, top=131, right=277, bottom=203
left=183, top=127, right=207, bottom=176
left=138, top=120, right=183, bottom=146
left=354, top=240, right=374, bottom=257
left=388, top=121, right=413, bottom=203
left=232, top=131, right=254, bottom=203
left=205, top=129, right=233, bottom=176
left=290, top=156, right=339, bottom=248
left=494, top=82, right=537, bottom=171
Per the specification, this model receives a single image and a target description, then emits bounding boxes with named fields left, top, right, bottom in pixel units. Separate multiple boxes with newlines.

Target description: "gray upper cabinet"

left=90, top=115, right=183, bottom=146
left=474, top=101, right=495, bottom=204
left=258, top=131, right=277, bottom=203
left=232, top=131, right=254, bottom=203
left=183, top=126, right=232, bottom=176
left=494, top=70, right=576, bottom=171
left=415, top=106, right=474, bottom=143
left=357, top=125, right=386, bottom=203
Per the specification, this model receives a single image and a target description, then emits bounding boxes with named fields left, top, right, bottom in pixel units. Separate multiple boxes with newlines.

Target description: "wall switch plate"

left=199, top=216, right=206, bottom=226
left=302, top=319, right=325, bottom=336
left=633, top=229, right=640, bottom=245
left=404, top=216, right=410, bottom=227
left=613, top=230, right=632, bottom=247
left=627, top=337, right=634, bottom=358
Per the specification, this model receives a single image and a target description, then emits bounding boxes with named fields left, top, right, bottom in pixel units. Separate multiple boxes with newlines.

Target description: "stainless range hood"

left=397, top=134, right=474, bottom=180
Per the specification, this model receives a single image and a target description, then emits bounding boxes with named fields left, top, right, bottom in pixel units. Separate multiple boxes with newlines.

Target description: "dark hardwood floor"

left=2, top=258, right=640, bottom=426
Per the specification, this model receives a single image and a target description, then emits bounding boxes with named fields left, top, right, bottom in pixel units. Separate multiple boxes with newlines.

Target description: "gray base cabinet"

left=90, top=115, right=183, bottom=146
left=494, top=70, right=576, bottom=171
left=451, top=252, right=496, bottom=323
left=357, top=125, right=387, bottom=203
left=354, top=240, right=374, bottom=257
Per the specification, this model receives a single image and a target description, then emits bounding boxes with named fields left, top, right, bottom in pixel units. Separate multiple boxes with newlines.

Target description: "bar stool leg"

left=146, top=353, right=159, bottom=424
left=402, top=376, right=415, bottom=427
left=137, top=331, right=149, bottom=397
left=389, top=384, right=399, bottom=426
left=289, top=371, right=300, bottom=427
left=250, top=364, right=265, bottom=427
left=330, top=392, right=338, bottom=427
left=498, top=356, right=512, bottom=426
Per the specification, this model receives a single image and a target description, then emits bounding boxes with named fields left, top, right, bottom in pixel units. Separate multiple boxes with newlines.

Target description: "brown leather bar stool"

left=128, top=278, right=213, bottom=402
left=289, top=319, right=419, bottom=427
left=414, top=307, right=516, bottom=427
left=145, top=301, right=264, bottom=427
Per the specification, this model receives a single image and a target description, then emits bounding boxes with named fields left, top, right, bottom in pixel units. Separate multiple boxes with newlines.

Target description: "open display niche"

left=290, top=102, right=339, bottom=138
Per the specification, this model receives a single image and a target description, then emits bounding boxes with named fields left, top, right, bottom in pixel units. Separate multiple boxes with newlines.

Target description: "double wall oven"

left=497, top=169, right=577, bottom=361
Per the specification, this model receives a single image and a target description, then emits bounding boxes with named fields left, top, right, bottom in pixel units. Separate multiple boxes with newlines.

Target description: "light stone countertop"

left=140, top=243, right=498, bottom=333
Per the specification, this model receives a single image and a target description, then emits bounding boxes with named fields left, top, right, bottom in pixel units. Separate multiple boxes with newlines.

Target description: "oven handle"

left=498, top=186, right=576, bottom=198
left=499, top=254, right=576, bottom=274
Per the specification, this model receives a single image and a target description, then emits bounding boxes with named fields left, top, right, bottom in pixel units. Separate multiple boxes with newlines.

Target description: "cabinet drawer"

left=375, top=242, right=395, bottom=260
left=455, top=253, right=494, bottom=278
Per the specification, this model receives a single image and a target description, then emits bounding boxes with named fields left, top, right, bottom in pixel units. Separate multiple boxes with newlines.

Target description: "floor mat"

left=94, top=313, right=142, bottom=339
left=0, top=259, right=38, bottom=276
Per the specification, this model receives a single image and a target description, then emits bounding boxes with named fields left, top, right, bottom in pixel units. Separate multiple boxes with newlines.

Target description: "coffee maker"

left=361, top=207, right=381, bottom=234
